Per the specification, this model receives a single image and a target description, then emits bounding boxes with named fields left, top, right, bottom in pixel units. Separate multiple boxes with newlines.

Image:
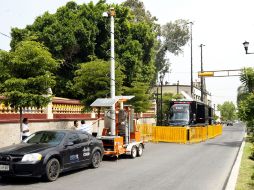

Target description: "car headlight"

left=21, top=153, right=42, bottom=162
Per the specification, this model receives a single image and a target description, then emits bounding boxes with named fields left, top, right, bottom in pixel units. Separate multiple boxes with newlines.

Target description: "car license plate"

left=0, top=165, right=9, bottom=171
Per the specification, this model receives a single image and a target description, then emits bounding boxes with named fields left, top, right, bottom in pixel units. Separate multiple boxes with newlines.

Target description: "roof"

left=90, top=96, right=134, bottom=107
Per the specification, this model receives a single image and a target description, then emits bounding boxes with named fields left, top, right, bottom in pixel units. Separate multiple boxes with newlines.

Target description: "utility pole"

left=200, top=44, right=205, bottom=102
left=107, top=8, right=116, bottom=135
left=189, top=22, right=193, bottom=97
left=156, top=86, right=159, bottom=126
left=160, top=77, right=163, bottom=126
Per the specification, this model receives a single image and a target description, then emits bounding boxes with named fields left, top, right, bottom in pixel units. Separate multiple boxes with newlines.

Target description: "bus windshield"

left=170, top=104, right=190, bottom=122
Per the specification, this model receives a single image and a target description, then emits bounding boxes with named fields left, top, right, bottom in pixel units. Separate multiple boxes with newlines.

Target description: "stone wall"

left=0, top=119, right=105, bottom=148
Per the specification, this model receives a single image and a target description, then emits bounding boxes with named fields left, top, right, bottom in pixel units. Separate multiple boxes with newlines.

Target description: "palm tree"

left=240, top=67, right=254, bottom=93
left=237, top=85, right=249, bottom=106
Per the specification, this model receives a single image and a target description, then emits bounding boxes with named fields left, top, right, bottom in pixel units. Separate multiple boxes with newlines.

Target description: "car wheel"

left=44, top=158, right=60, bottom=182
left=130, top=146, right=137, bottom=158
left=91, top=151, right=101, bottom=168
left=137, top=144, right=143, bottom=157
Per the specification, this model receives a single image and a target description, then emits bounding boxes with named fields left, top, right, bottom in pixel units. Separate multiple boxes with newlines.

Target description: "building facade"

left=152, top=82, right=212, bottom=106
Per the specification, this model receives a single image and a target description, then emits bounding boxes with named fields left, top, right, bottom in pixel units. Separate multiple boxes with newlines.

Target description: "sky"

left=1, top=0, right=254, bottom=108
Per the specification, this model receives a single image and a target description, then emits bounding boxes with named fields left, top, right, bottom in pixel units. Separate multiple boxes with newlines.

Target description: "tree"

left=10, top=0, right=190, bottom=113
left=0, top=50, right=11, bottom=83
left=240, top=67, right=254, bottom=93
left=124, top=0, right=190, bottom=81
left=217, top=101, right=236, bottom=121
left=10, top=1, right=107, bottom=98
left=10, top=0, right=158, bottom=101
left=236, top=85, right=249, bottom=106
left=73, top=59, right=125, bottom=108
left=237, top=67, right=254, bottom=131
left=124, top=81, right=151, bottom=113
left=0, top=40, right=59, bottom=133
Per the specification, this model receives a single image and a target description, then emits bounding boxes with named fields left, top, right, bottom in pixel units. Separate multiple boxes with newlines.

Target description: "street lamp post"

left=188, top=22, right=194, bottom=96
left=103, top=8, right=116, bottom=135
left=243, top=41, right=254, bottom=54
left=159, top=75, right=163, bottom=126
left=177, top=80, right=179, bottom=94
left=156, top=86, right=159, bottom=126
left=200, top=44, right=205, bottom=102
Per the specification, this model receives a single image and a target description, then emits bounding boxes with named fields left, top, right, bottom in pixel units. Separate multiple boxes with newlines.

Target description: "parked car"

left=0, top=130, right=104, bottom=181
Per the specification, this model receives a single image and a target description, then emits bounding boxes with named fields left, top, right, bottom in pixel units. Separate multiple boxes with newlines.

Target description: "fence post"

left=45, top=88, right=53, bottom=119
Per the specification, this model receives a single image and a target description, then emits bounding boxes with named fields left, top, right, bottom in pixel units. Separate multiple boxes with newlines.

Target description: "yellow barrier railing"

left=208, top=124, right=222, bottom=138
left=136, top=124, right=153, bottom=142
left=152, top=126, right=187, bottom=144
left=137, top=124, right=223, bottom=144
left=189, top=126, right=206, bottom=143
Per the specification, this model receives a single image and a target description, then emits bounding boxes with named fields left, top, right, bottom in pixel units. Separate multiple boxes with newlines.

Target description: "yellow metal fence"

left=137, top=124, right=223, bottom=144
left=152, top=127, right=187, bottom=144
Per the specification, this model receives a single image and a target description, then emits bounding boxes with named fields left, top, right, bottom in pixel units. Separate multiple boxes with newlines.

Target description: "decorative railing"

left=0, top=103, right=45, bottom=114
left=52, top=97, right=84, bottom=114
left=0, top=96, right=155, bottom=121
left=52, top=104, right=84, bottom=114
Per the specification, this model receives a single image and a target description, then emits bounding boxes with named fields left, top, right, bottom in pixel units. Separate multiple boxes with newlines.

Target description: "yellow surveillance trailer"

left=198, top=71, right=214, bottom=77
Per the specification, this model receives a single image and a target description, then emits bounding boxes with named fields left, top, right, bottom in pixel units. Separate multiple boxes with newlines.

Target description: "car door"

left=63, top=132, right=83, bottom=169
left=78, top=132, right=91, bottom=165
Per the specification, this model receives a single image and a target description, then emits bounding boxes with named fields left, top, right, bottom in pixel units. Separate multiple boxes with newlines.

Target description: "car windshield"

left=24, top=131, right=65, bottom=145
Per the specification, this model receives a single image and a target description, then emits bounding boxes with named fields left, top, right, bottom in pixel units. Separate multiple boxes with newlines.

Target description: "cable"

left=0, top=32, right=11, bottom=38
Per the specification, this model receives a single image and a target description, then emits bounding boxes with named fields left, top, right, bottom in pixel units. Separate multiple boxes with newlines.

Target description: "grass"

left=236, top=141, right=254, bottom=190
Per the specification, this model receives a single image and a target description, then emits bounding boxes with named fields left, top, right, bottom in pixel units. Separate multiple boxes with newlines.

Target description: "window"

left=68, top=133, right=80, bottom=144
left=78, top=133, right=89, bottom=142
left=25, top=131, right=65, bottom=145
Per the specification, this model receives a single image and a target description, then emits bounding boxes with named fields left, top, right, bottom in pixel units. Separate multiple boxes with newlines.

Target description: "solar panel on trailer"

left=115, top=95, right=135, bottom=101
left=90, top=98, right=119, bottom=107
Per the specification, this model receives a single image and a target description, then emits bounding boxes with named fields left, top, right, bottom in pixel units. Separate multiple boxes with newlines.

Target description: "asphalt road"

left=0, top=124, right=245, bottom=190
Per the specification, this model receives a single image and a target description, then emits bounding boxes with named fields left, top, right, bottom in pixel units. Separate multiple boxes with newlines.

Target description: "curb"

left=225, top=133, right=246, bottom=190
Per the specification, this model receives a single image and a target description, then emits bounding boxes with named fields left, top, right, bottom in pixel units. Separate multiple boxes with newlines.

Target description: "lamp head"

left=243, top=41, right=249, bottom=54
left=159, top=75, right=163, bottom=82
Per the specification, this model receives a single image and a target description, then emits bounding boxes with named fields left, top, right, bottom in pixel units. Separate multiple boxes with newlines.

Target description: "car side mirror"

left=65, top=142, right=74, bottom=147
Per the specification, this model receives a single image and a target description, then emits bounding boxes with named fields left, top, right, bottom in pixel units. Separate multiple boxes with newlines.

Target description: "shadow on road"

left=0, top=156, right=134, bottom=186
left=0, top=167, right=91, bottom=186
left=205, top=140, right=243, bottom=148
left=0, top=176, right=41, bottom=186
left=102, top=154, right=132, bottom=162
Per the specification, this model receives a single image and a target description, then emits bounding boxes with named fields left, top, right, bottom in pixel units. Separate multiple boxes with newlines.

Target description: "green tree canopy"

left=10, top=1, right=158, bottom=99
left=0, top=40, right=58, bottom=132
left=217, top=101, right=236, bottom=121
left=240, top=67, right=254, bottom=93
left=124, top=81, right=151, bottom=113
left=73, top=59, right=125, bottom=107
left=237, top=67, right=254, bottom=134
left=9, top=0, right=190, bottom=113
left=0, top=50, right=11, bottom=83
left=0, top=40, right=58, bottom=109
left=238, top=93, right=254, bottom=122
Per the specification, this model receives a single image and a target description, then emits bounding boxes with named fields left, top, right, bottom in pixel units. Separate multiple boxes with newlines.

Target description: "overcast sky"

left=1, top=0, right=254, bottom=107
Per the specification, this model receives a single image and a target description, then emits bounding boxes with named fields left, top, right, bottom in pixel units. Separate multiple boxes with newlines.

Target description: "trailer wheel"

left=137, top=144, right=143, bottom=157
left=130, top=146, right=137, bottom=158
